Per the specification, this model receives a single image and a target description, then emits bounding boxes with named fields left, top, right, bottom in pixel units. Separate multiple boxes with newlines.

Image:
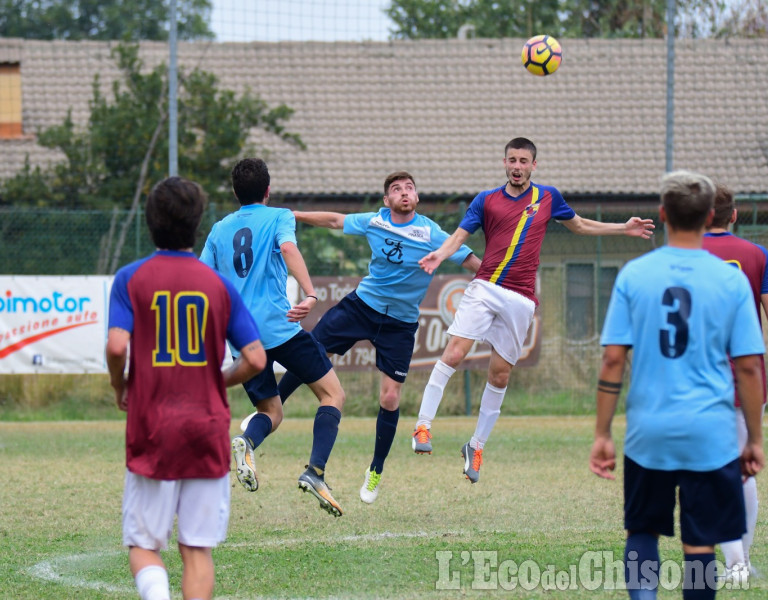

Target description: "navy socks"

left=370, top=406, right=399, bottom=474
left=309, top=405, right=341, bottom=473
left=625, top=532, right=659, bottom=599
left=243, top=412, right=273, bottom=449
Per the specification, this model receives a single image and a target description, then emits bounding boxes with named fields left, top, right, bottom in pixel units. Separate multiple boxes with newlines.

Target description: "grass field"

left=1, top=416, right=765, bottom=599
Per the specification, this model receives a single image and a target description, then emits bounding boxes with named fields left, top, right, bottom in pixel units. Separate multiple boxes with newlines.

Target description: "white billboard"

left=0, top=276, right=112, bottom=374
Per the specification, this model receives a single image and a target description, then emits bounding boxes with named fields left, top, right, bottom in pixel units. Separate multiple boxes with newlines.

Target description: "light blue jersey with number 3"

left=200, top=203, right=300, bottom=350
left=601, top=246, right=765, bottom=471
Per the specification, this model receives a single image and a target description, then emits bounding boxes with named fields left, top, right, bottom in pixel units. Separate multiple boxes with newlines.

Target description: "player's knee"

left=442, top=347, right=466, bottom=368
left=270, top=411, right=283, bottom=430
left=488, top=372, right=510, bottom=388
left=380, top=390, right=400, bottom=411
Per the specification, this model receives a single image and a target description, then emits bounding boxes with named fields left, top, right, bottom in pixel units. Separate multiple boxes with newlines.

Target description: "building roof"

left=1, top=36, right=767, bottom=196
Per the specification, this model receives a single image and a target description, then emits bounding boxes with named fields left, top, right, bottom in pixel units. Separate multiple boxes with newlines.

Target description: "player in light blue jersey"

left=590, top=170, right=765, bottom=599
left=201, top=158, right=346, bottom=518
left=279, top=171, right=480, bottom=503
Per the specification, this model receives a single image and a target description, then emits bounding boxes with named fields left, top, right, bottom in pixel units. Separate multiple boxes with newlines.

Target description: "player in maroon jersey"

left=411, top=137, right=654, bottom=483
left=703, top=183, right=768, bottom=584
left=106, top=177, right=266, bottom=600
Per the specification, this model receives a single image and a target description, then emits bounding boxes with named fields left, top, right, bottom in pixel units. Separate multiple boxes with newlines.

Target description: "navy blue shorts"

left=242, top=329, right=333, bottom=405
left=623, top=455, right=746, bottom=546
left=312, top=290, right=418, bottom=383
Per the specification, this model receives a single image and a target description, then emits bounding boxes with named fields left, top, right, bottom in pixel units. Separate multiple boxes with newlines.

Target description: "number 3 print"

left=659, top=286, right=691, bottom=358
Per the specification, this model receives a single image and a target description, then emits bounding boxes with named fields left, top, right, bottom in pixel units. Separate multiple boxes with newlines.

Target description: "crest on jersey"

left=525, top=203, right=541, bottom=216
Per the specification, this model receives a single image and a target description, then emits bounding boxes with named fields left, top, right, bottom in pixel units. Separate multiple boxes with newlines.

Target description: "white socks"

left=743, top=475, right=758, bottom=564
left=472, top=382, right=506, bottom=447
left=721, top=476, right=759, bottom=567
left=135, top=565, right=170, bottom=600
left=416, top=360, right=456, bottom=427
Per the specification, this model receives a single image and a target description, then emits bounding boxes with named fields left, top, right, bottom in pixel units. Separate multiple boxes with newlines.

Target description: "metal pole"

left=464, top=370, right=472, bottom=416
left=168, top=0, right=179, bottom=176
left=456, top=199, right=473, bottom=416
left=596, top=202, right=602, bottom=330
left=665, top=0, right=675, bottom=173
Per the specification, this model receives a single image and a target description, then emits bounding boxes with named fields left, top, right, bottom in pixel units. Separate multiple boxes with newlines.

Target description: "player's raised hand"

left=624, top=217, right=655, bottom=239
left=419, top=251, right=444, bottom=275
left=589, top=436, right=616, bottom=480
left=287, top=296, right=317, bottom=322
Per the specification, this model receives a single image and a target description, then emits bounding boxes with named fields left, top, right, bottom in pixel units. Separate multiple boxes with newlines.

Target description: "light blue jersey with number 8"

left=200, top=203, right=300, bottom=350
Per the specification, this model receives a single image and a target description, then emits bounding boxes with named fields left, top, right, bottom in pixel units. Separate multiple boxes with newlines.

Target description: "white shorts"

left=122, top=470, right=230, bottom=550
left=448, top=279, right=536, bottom=366
left=735, top=405, right=765, bottom=451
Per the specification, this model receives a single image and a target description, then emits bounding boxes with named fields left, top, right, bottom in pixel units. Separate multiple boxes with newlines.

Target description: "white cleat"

left=359, top=468, right=381, bottom=504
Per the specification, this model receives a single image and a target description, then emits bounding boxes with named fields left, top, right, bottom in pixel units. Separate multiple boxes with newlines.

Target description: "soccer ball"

left=521, top=35, right=562, bottom=76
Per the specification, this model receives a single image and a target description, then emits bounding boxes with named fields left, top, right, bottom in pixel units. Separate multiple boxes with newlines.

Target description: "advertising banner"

left=300, top=275, right=541, bottom=371
left=0, top=276, right=112, bottom=374
left=0, top=274, right=541, bottom=374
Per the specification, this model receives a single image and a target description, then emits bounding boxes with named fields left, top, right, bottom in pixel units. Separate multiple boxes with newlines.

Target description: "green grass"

left=0, top=371, right=617, bottom=421
left=1, top=416, right=764, bottom=599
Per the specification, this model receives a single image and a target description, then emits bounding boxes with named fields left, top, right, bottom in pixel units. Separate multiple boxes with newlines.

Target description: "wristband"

left=306, top=295, right=318, bottom=301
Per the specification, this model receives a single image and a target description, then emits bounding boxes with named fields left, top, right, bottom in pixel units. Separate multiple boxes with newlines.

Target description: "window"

left=565, top=262, right=619, bottom=340
left=0, top=63, right=22, bottom=139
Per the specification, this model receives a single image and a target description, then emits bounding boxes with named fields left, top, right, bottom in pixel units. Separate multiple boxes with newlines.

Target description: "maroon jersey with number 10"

left=109, top=250, right=260, bottom=479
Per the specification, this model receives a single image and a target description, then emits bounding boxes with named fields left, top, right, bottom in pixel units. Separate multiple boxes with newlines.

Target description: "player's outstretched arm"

left=223, top=340, right=267, bottom=387
left=293, top=210, right=346, bottom=230
left=562, top=215, right=655, bottom=239
left=106, top=327, right=131, bottom=412
left=281, top=241, right=319, bottom=321
left=590, top=345, right=628, bottom=480
left=420, top=228, right=471, bottom=274
left=461, top=253, right=482, bottom=274
left=734, top=354, right=766, bottom=477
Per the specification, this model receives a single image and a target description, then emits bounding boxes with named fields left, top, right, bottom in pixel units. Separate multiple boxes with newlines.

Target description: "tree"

left=386, top=0, right=766, bottom=39
left=0, top=43, right=304, bottom=272
left=0, top=0, right=213, bottom=41
left=386, top=0, right=561, bottom=39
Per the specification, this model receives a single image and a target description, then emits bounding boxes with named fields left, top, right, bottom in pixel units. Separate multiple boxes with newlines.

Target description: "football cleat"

left=232, top=435, right=258, bottom=492
left=298, top=466, right=343, bottom=517
left=239, top=410, right=259, bottom=432
left=722, top=563, right=750, bottom=588
left=412, top=425, right=433, bottom=454
left=359, top=468, right=382, bottom=504
left=461, top=442, right=483, bottom=484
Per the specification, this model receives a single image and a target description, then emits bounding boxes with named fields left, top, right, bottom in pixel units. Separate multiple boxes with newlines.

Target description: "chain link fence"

left=3, top=199, right=768, bottom=413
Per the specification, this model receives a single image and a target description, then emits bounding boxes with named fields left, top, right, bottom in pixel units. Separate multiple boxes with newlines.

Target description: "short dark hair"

left=710, top=183, right=735, bottom=229
left=231, top=158, right=270, bottom=205
left=145, top=177, right=206, bottom=250
left=505, top=137, right=537, bottom=160
left=660, top=170, right=715, bottom=231
left=383, top=171, right=415, bottom=195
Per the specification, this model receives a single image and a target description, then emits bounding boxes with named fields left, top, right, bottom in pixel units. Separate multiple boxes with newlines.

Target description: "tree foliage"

left=386, top=0, right=767, bottom=39
left=0, top=44, right=304, bottom=270
left=2, top=44, right=304, bottom=211
left=0, top=0, right=213, bottom=41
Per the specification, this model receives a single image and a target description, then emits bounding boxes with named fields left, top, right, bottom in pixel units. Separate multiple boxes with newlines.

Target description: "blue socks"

left=243, top=412, right=272, bottom=449
left=309, top=405, right=341, bottom=473
left=370, top=406, right=399, bottom=474
left=683, top=552, right=716, bottom=600
left=625, top=535, right=717, bottom=599
left=625, top=532, right=659, bottom=600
